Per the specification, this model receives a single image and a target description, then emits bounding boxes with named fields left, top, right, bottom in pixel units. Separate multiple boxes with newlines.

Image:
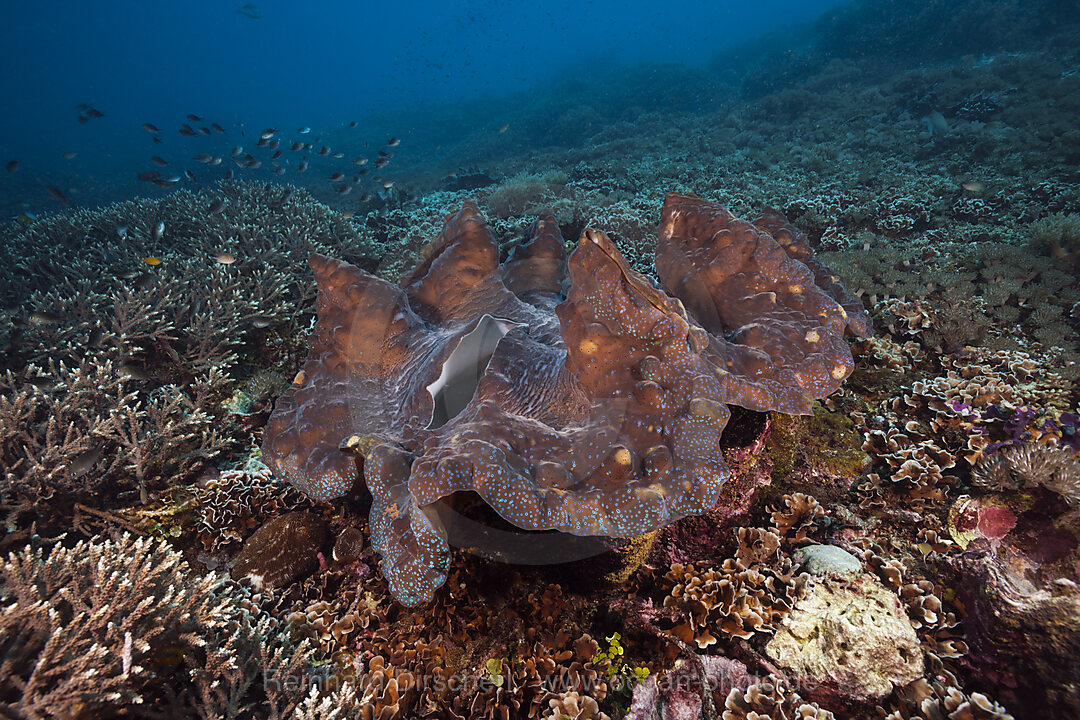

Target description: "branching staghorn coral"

left=0, top=358, right=222, bottom=529
left=0, top=532, right=319, bottom=719
left=0, top=181, right=382, bottom=527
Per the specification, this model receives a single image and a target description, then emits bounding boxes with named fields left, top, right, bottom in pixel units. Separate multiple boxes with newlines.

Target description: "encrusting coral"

left=262, top=194, right=870, bottom=605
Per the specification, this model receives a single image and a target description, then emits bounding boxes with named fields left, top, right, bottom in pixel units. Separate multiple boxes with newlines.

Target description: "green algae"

left=767, top=403, right=870, bottom=484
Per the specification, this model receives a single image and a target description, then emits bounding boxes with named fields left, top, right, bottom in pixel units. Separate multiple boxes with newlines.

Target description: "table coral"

left=262, top=194, right=869, bottom=605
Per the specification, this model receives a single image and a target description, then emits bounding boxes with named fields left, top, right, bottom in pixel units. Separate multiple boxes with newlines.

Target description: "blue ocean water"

left=0, top=0, right=841, bottom=214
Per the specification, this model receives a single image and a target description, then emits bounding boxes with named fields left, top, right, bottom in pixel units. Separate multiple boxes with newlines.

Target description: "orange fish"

left=142, top=256, right=162, bottom=266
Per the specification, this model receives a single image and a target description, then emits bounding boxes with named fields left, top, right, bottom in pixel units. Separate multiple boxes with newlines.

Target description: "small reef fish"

left=922, top=111, right=948, bottom=136
left=179, top=124, right=197, bottom=137
left=14, top=213, right=37, bottom=226
left=211, top=122, right=226, bottom=133
left=153, top=221, right=165, bottom=241
left=298, top=126, right=311, bottom=134
left=119, top=363, right=149, bottom=380
left=46, top=186, right=68, bottom=204
left=116, top=224, right=128, bottom=238
left=142, top=123, right=160, bottom=133
left=62, top=151, right=77, bottom=160
left=962, top=180, right=986, bottom=194
left=77, top=106, right=104, bottom=123
left=142, top=256, right=162, bottom=266
left=215, top=252, right=236, bottom=265
left=499, top=123, right=510, bottom=133
left=387, top=137, right=400, bottom=146
left=260, top=128, right=276, bottom=140
left=328, top=172, right=345, bottom=181
left=29, top=311, right=62, bottom=324
left=150, top=156, right=169, bottom=167
left=69, top=445, right=102, bottom=476
left=208, top=198, right=225, bottom=214
left=251, top=315, right=274, bottom=328
left=4, top=160, right=17, bottom=172
left=237, top=3, right=260, bottom=19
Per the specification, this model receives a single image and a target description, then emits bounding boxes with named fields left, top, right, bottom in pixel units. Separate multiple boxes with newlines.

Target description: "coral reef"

left=722, top=679, right=835, bottom=720
left=0, top=181, right=375, bottom=546
left=194, top=464, right=311, bottom=552
left=765, top=574, right=924, bottom=701
left=3, top=0, right=1080, bottom=715
left=660, top=528, right=809, bottom=647
left=0, top=533, right=314, bottom=718
left=972, top=443, right=1080, bottom=503
left=231, top=511, right=330, bottom=590
left=262, top=195, right=869, bottom=605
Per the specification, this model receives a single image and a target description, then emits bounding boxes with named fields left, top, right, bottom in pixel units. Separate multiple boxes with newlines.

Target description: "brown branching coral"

left=0, top=358, right=224, bottom=522
left=0, top=532, right=315, bottom=719
left=0, top=181, right=375, bottom=530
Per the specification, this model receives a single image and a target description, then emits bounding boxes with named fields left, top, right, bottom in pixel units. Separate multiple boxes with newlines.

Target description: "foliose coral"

left=659, top=526, right=809, bottom=648
left=262, top=194, right=869, bottom=604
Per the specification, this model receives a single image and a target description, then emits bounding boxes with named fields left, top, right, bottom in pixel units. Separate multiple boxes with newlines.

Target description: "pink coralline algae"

left=262, top=194, right=870, bottom=605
